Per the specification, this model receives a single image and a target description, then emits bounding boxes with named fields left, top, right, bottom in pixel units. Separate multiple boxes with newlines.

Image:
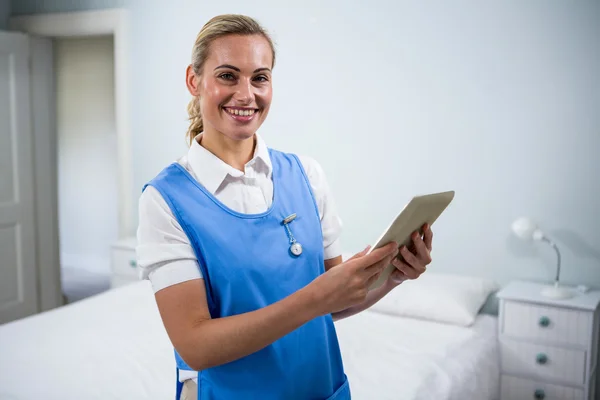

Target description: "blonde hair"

left=186, top=14, right=276, bottom=146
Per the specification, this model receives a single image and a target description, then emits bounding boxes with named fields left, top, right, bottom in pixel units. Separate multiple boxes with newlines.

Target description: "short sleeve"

left=136, top=185, right=203, bottom=292
left=296, top=155, right=343, bottom=260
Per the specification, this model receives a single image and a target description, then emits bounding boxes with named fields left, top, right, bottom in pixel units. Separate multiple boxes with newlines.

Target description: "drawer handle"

left=536, top=353, right=548, bottom=365
left=538, top=316, right=550, bottom=327
left=534, top=389, right=545, bottom=399
left=129, top=260, right=137, bottom=268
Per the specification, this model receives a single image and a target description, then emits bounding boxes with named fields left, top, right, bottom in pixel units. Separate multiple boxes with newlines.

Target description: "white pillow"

left=368, top=272, right=500, bottom=327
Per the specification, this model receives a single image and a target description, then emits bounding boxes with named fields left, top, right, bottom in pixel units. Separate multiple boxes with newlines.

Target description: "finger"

left=366, top=250, right=398, bottom=283
left=411, top=232, right=432, bottom=264
left=397, top=246, right=424, bottom=272
left=366, top=248, right=398, bottom=271
left=423, top=224, right=433, bottom=251
left=393, top=259, right=422, bottom=279
left=360, top=242, right=398, bottom=266
left=365, top=249, right=398, bottom=277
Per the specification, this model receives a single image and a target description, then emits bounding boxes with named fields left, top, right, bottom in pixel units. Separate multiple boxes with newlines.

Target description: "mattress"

left=335, top=309, right=500, bottom=400
left=0, top=280, right=499, bottom=400
left=0, top=281, right=175, bottom=400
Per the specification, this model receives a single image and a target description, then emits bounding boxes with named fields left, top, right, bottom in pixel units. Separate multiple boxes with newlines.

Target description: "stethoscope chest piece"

left=282, top=213, right=303, bottom=257
left=290, top=242, right=303, bottom=256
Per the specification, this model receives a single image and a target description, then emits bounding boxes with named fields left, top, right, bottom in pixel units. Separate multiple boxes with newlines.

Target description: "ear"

left=185, top=64, right=201, bottom=96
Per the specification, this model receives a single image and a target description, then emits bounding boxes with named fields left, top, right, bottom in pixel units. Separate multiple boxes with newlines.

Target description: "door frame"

left=9, top=8, right=133, bottom=239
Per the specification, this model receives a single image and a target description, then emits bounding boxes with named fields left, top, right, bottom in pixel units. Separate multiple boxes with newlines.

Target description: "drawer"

left=500, top=374, right=584, bottom=400
left=110, top=247, right=138, bottom=278
left=502, top=301, right=593, bottom=347
left=500, top=339, right=587, bottom=386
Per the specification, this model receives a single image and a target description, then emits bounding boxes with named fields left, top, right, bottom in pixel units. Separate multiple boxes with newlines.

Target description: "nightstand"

left=109, top=237, right=139, bottom=288
left=496, top=281, right=600, bottom=400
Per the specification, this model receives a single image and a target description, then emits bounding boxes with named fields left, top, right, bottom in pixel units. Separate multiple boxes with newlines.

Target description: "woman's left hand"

left=389, top=223, right=433, bottom=284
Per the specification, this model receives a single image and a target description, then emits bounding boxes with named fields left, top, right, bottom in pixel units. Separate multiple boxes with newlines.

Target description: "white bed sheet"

left=0, top=281, right=499, bottom=400
left=335, top=310, right=500, bottom=400
left=0, top=281, right=175, bottom=400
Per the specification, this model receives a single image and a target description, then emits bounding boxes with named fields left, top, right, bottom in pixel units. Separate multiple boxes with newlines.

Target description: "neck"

left=199, top=128, right=256, bottom=171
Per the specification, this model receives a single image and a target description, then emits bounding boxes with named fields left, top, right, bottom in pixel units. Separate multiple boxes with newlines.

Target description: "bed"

left=335, top=310, right=499, bottom=400
left=0, top=275, right=500, bottom=400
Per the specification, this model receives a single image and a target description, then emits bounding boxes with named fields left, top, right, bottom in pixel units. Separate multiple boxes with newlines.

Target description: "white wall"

left=12, top=0, right=600, bottom=289
left=55, top=36, right=118, bottom=275
left=128, top=0, right=600, bottom=289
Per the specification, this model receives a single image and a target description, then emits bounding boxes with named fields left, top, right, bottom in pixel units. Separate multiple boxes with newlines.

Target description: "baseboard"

left=60, top=253, right=111, bottom=275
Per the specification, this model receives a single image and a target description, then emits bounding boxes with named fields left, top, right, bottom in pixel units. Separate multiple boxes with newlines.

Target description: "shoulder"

left=295, top=154, right=334, bottom=209
left=138, top=157, right=190, bottom=221
left=138, top=184, right=174, bottom=224
left=266, top=149, right=330, bottom=195
left=296, top=154, right=327, bottom=187
left=294, top=154, right=343, bottom=258
left=141, top=159, right=199, bottom=209
left=144, top=162, right=185, bottom=188
left=266, top=149, right=327, bottom=187
left=137, top=183, right=202, bottom=287
left=265, top=149, right=332, bottom=208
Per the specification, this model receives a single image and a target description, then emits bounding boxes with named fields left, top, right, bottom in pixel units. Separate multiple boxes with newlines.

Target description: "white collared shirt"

left=136, top=134, right=343, bottom=293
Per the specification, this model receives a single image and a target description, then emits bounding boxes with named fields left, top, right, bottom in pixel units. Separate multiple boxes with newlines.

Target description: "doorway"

left=0, top=9, right=133, bottom=323
left=54, top=35, right=117, bottom=302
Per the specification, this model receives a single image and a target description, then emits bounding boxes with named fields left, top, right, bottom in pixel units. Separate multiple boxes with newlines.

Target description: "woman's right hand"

left=307, top=242, right=399, bottom=316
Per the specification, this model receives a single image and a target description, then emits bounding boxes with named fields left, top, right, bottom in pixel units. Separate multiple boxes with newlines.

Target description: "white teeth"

left=227, top=108, right=255, bottom=117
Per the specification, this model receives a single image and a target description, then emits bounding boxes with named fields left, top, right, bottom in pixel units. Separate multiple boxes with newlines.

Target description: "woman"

left=137, top=14, right=433, bottom=400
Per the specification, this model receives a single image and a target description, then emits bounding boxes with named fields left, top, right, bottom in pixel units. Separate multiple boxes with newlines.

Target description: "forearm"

left=332, top=279, right=400, bottom=321
left=179, top=286, right=321, bottom=370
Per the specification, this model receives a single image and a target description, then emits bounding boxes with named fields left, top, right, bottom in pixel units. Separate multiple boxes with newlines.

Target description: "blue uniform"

left=144, top=149, right=350, bottom=400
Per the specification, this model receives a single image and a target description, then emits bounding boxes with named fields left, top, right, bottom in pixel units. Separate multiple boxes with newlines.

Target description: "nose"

left=233, top=78, right=254, bottom=104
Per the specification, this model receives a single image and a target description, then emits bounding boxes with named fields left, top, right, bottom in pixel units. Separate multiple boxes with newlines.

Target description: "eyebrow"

left=214, top=64, right=271, bottom=73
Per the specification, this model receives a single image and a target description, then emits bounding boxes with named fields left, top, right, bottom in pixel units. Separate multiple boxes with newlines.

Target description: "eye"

left=254, top=75, right=269, bottom=82
left=218, top=72, right=236, bottom=81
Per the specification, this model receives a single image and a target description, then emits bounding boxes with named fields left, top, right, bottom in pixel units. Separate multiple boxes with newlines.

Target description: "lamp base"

left=541, top=285, right=575, bottom=300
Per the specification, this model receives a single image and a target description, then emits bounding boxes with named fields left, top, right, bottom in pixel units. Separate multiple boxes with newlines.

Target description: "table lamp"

left=511, top=217, right=574, bottom=299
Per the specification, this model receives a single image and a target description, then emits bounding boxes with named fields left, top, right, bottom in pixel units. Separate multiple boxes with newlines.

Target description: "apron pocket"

left=326, top=375, right=350, bottom=400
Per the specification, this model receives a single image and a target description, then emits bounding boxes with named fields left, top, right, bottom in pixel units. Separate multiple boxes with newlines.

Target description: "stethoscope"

left=282, top=213, right=303, bottom=256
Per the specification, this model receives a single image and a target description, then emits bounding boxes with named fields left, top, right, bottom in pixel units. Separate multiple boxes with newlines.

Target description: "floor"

left=61, top=267, right=111, bottom=303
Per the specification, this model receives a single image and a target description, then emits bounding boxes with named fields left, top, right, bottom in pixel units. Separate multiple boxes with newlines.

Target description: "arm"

left=139, top=186, right=399, bottom=371
left=155, top=278, right=322, bottom=371
left=138, top=187, right=324, bottom=370
left=155, top=244, right=397, bottom=371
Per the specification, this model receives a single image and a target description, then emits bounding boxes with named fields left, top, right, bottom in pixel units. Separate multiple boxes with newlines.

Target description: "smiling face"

left=186, top=34, right=274, bottom=142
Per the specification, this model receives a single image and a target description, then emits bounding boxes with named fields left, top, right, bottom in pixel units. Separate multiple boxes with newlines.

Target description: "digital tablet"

left=367, top=190, right=455, bottom=290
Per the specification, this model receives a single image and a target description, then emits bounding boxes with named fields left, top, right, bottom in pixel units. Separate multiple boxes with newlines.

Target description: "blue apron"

left=144, top=149, right=350, bottom=400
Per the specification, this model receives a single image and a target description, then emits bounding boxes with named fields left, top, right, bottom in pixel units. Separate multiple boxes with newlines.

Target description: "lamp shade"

left=510, top=217, right=572, bottom=299
left=511, top=217, right=543, bottom=240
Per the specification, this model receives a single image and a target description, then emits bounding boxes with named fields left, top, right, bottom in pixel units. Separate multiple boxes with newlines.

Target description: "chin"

left=221, top=118, right=262, bottom=139
left=221, top=127, right=256, bottom=142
